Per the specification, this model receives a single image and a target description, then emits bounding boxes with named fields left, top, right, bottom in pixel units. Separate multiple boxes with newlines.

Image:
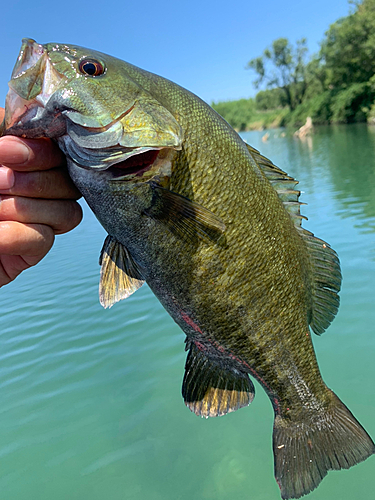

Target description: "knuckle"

left=31, top=224, right=55, bottom=255
left=55, top=201, right=83, bottom=234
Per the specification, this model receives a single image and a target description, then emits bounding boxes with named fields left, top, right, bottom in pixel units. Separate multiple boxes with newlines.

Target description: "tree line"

left=212, top=0, right=375, bottom=130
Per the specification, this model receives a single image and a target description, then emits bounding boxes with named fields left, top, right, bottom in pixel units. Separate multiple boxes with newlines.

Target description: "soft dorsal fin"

left=299, top=230, right=341, bottom=335
left=99, top=235, right=145, bottom=308
left=245, top=142, right=342, bottom=335
left=182, top=340, right=255, bottom=418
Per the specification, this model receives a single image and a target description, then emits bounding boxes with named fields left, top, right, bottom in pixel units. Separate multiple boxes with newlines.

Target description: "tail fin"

left=273, top=392, right=374, bottom=499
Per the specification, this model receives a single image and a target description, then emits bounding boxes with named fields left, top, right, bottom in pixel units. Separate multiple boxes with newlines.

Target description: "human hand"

left=0, top=107, right=82, bottom=287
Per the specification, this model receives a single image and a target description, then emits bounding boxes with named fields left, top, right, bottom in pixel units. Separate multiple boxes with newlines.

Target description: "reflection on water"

left=0, top=125, right=374, bottom=500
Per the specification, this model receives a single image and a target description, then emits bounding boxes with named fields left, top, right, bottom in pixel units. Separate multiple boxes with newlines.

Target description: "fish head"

left=1, top=38, right=183, bottom=181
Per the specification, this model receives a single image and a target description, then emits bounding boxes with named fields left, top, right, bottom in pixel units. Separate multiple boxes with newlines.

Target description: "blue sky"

left=1, top=0, right=351, bottom=104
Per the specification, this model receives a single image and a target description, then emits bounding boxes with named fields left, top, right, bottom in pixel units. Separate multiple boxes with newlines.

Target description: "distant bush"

left=279, top=84, right=375, bottom=127
left=255, top=88, right=286, bottom=110
left=211, top=81, right=375, bottom=130
left=309, top=91, right=334, bottom=123
left=330, top=83, right=375, bottom=122
left=285, top=91, right=334, bottom=127
left=211, top=98, right=256, bottom=131
left=211, top=98, right=289, bottom=131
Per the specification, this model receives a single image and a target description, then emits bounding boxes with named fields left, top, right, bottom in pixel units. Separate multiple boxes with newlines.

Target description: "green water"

left=1, top=124, right=374, bottom=499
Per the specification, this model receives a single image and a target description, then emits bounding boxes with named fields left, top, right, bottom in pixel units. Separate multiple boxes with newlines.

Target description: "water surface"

left=1, top=124, right=374, bottom=499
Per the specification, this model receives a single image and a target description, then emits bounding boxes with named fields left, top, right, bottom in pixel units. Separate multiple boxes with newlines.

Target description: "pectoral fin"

left=182, top=340, right=254, bottom=418
left=99, top=235, right=145, bottom=308
left=145, top=182, right=226, bottom=245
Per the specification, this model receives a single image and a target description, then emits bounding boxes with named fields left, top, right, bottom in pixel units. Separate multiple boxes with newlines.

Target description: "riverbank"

left=211, top=97, right=375, bottom=132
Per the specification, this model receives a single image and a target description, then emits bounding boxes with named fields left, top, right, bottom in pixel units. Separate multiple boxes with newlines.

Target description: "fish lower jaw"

left=3, top=89, right=38, bottom=132
left=3, top=91, right=66, bottom=139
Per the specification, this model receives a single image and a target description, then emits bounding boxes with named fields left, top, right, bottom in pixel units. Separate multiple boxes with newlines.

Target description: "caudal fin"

left=273, top=392, right=374, bottom=499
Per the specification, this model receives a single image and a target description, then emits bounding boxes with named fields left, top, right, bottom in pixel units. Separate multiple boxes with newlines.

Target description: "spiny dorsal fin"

left=99, top=235, right=145, bottom=309
left=245, top=142, right=342, bottom=335
left=182, top=340, right=254, bottom=418
left=245, top=143, right=306, bottom=227
left=144, top=182, right=226, bottom=244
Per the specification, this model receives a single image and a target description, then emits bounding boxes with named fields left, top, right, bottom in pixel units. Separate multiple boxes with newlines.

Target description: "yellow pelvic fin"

left=99, top=235, right=144, bottom=309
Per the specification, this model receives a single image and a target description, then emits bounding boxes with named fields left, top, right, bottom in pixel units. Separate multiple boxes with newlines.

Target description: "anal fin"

left=182, top=340, right=254, bottom=418
left=99, top=235, right=145, bottom=308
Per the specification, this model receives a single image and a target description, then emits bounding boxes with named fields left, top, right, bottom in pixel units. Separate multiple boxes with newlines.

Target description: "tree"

left=320, top=0, right=375, bottom=89
left=246, top=38, right=308, bottom=111
left=255, top=88, right=287, bottom=110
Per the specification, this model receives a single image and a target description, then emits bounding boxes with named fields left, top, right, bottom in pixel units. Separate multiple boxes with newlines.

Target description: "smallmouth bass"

left=1, top=39, right=374, bottom=499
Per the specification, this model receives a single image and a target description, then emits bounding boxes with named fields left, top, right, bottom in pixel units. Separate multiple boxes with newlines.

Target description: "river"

left=1, top=124, right=374, bottom=499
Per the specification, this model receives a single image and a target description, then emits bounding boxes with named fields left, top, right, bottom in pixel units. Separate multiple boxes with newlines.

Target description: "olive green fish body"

left=2, top=39, right=373, bottom=499
left=69, top=79, right=322, bottom=412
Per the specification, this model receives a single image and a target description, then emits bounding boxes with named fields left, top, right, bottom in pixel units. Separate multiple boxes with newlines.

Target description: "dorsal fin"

left=245, top=143, right=307, bottom=227
left=245, top=142, right=342, bottom=335
left=299, top=230, right=342, bottom=335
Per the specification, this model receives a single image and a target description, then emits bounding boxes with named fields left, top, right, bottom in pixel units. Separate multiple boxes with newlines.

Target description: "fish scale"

left=1, top=38, right=373, bottom=500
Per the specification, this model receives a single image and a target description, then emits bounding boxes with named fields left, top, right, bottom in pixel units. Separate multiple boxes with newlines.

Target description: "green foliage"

left=211, top=99, right=288, bottom=131
left=309, top=91, right=334, bottom=123
left=214, top=0, right=375, bottom=130
left=246, top=38, right=308, bottom=111
left=284, top=91, right=334, bottom=127
left=330, top=83, right=375, bottom=122
left=366, top=101, right=375, bottom=123
left=321, top=0, right=375, bottom=89
left=211, top=98, right=256, bottom=131
left=255, top=88, right=286, bottom=110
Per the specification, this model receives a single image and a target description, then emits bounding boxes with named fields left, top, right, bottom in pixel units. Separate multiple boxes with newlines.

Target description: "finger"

left=0, top=255, right=31, bottom=287
left=0, top=221, right=55, bottom=287
left=0, top=166, right=81, bottom=199
left=0, top=195, right=83, bottom=234
left=0, top=135, right=66, bottom=171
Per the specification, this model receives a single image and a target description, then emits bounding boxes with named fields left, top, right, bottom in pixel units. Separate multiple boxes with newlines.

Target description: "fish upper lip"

left=11, top=38, right=45, bottom=79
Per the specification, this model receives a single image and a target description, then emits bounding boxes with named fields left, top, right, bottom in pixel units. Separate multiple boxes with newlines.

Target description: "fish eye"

left=79, top=58, right=105, bottom=77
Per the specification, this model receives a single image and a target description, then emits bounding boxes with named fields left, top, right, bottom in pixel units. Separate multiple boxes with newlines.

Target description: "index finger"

left=0, top=107, right=65, bottom=171
left=0, top=136, right=66, bottom=171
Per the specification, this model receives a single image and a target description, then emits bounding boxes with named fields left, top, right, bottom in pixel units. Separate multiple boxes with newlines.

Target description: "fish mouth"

left=2, top=38, right=66, bottom=137
left=2, top=38, right=183, bottom=178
